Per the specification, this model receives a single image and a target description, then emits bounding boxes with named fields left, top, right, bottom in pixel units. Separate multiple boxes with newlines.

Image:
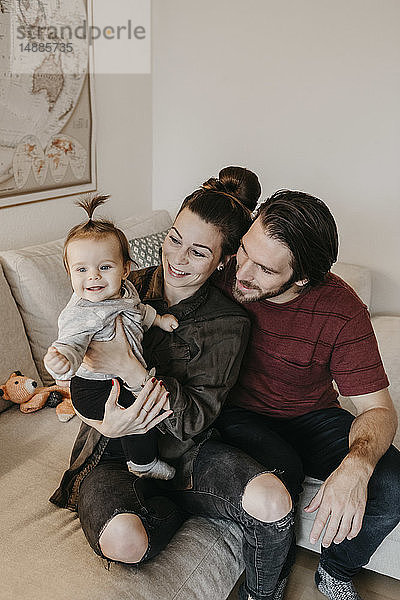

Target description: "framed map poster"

left=0, top=0, right=96, bottom=208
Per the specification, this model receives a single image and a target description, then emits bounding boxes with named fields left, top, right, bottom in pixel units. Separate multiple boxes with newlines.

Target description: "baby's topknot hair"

left=63, top=193, right=131, bottom=272
left=75, top=193, right=111, bottom=221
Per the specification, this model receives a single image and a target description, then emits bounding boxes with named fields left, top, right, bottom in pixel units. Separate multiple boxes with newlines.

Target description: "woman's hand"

left=83, top=316, right=146, bottom=387
left=74, top=378, right=172, bottom=437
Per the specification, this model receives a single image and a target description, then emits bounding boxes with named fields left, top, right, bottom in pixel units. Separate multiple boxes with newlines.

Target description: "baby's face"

left=66, top=235, right=130, bottom=302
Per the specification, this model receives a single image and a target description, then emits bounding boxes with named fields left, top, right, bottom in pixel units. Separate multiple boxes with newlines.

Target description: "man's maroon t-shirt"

left=216, top=262, right=389, bottom=419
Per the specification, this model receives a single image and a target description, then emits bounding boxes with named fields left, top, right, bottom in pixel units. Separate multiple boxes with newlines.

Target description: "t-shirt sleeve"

left=330, top=308, right=389, bottom=396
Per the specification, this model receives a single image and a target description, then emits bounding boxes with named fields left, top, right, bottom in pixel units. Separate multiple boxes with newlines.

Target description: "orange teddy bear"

left=0, top=371, right=75, bottom=422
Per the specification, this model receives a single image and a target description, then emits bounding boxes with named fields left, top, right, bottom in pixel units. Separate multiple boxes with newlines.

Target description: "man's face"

left=233, top=217, right=303, bottom=304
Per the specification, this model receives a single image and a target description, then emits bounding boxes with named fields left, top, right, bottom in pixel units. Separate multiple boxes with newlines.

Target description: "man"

left=216, top=190, right=400, bottom=600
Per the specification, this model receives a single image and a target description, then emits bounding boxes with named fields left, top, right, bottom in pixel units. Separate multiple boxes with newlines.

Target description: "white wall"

left=152, top=0, right=400, bottom=315
left=0, top=74, right=152, bottom=250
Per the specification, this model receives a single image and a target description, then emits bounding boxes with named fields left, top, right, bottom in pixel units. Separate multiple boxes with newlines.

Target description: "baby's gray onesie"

left=46, top=280, right=156, bottom=382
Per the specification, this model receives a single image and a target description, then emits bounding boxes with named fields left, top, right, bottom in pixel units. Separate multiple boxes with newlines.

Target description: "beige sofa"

left=1, top=210, right=399, bottom=600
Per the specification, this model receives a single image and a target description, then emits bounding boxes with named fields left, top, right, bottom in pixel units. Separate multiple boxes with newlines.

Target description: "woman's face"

left=162, top=208, right=223, bottom=300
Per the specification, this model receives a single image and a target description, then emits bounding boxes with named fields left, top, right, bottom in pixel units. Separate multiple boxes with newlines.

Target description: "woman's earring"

left=217, top=264, right=224, bottom=271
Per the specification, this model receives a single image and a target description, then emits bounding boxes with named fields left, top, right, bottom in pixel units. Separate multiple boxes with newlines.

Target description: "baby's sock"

left=315, top=564, right=363, bottom=600
left=127, top=458, right=175, bottom=480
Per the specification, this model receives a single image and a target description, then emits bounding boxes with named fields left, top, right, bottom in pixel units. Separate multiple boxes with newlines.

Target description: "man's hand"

left=44, top=346, right=70, bottom=376
left=304, top=459, right=369, bottom=547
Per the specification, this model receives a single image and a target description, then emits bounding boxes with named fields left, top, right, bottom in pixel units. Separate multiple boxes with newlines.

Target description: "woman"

left=50, top=167, right=295, bottom=600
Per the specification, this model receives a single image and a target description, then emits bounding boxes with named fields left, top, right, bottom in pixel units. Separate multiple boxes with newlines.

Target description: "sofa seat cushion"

left=2, top=406, right=242, bottom=600
left=0, top=211, right=172, bottom=386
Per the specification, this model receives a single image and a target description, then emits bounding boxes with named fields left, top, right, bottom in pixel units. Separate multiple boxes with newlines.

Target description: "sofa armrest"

left=340, top=315, right=400, bottom=450
left=371, top=316, right=400, bottom=449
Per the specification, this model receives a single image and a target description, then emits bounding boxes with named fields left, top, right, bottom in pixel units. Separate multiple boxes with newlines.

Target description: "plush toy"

left=0, top=371, right=75, bottom=422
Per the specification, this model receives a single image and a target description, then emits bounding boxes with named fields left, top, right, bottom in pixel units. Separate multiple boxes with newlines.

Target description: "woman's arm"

left=75, top=378, right=172, bottom=437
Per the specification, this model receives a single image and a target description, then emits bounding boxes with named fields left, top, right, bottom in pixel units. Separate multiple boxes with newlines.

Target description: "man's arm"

left=305, top=388, right=397, bottom=547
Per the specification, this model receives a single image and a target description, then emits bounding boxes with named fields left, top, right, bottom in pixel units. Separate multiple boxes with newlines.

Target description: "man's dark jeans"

left=216, top=405, right=400, bottom=581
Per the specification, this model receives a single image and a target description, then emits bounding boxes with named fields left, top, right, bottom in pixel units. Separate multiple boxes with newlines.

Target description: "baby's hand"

left=55, top=379, right=71, bottom=389
left=44, top=346, right=70, bottom=376
left=155, top=313, right=179, bottom=332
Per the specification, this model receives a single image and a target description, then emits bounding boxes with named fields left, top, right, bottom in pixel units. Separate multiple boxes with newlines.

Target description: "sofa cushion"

left=129, top=230, right=169, bottom=269
left=0, top=238, right=70, bottom=387
left=0, top=211, right=172, bottom=386
left=2, top=405, right=243, bottom=600
left=331, top=262, right=372, bottom=309
left=0, top=264, right=41, bottom=412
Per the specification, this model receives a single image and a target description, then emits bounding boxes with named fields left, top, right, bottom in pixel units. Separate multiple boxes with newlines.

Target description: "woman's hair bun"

left=201, top=167, right=261, bottom=211
left=180, top=167, right=261, bottom=258
left=202, top=177, right=226, bottom=193
left=218, top=166, right=262, bottom=211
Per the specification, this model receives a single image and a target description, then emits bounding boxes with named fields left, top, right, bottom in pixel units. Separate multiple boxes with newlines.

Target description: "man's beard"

left=232, top=274, right=297, bottom=304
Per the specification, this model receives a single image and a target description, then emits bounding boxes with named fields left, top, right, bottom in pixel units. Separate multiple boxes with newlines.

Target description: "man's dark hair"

left=257, top=190, right=339, bottom=288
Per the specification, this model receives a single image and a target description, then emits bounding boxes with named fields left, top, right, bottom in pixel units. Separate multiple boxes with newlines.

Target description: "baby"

left=44, top=194, right=177, bottom=480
